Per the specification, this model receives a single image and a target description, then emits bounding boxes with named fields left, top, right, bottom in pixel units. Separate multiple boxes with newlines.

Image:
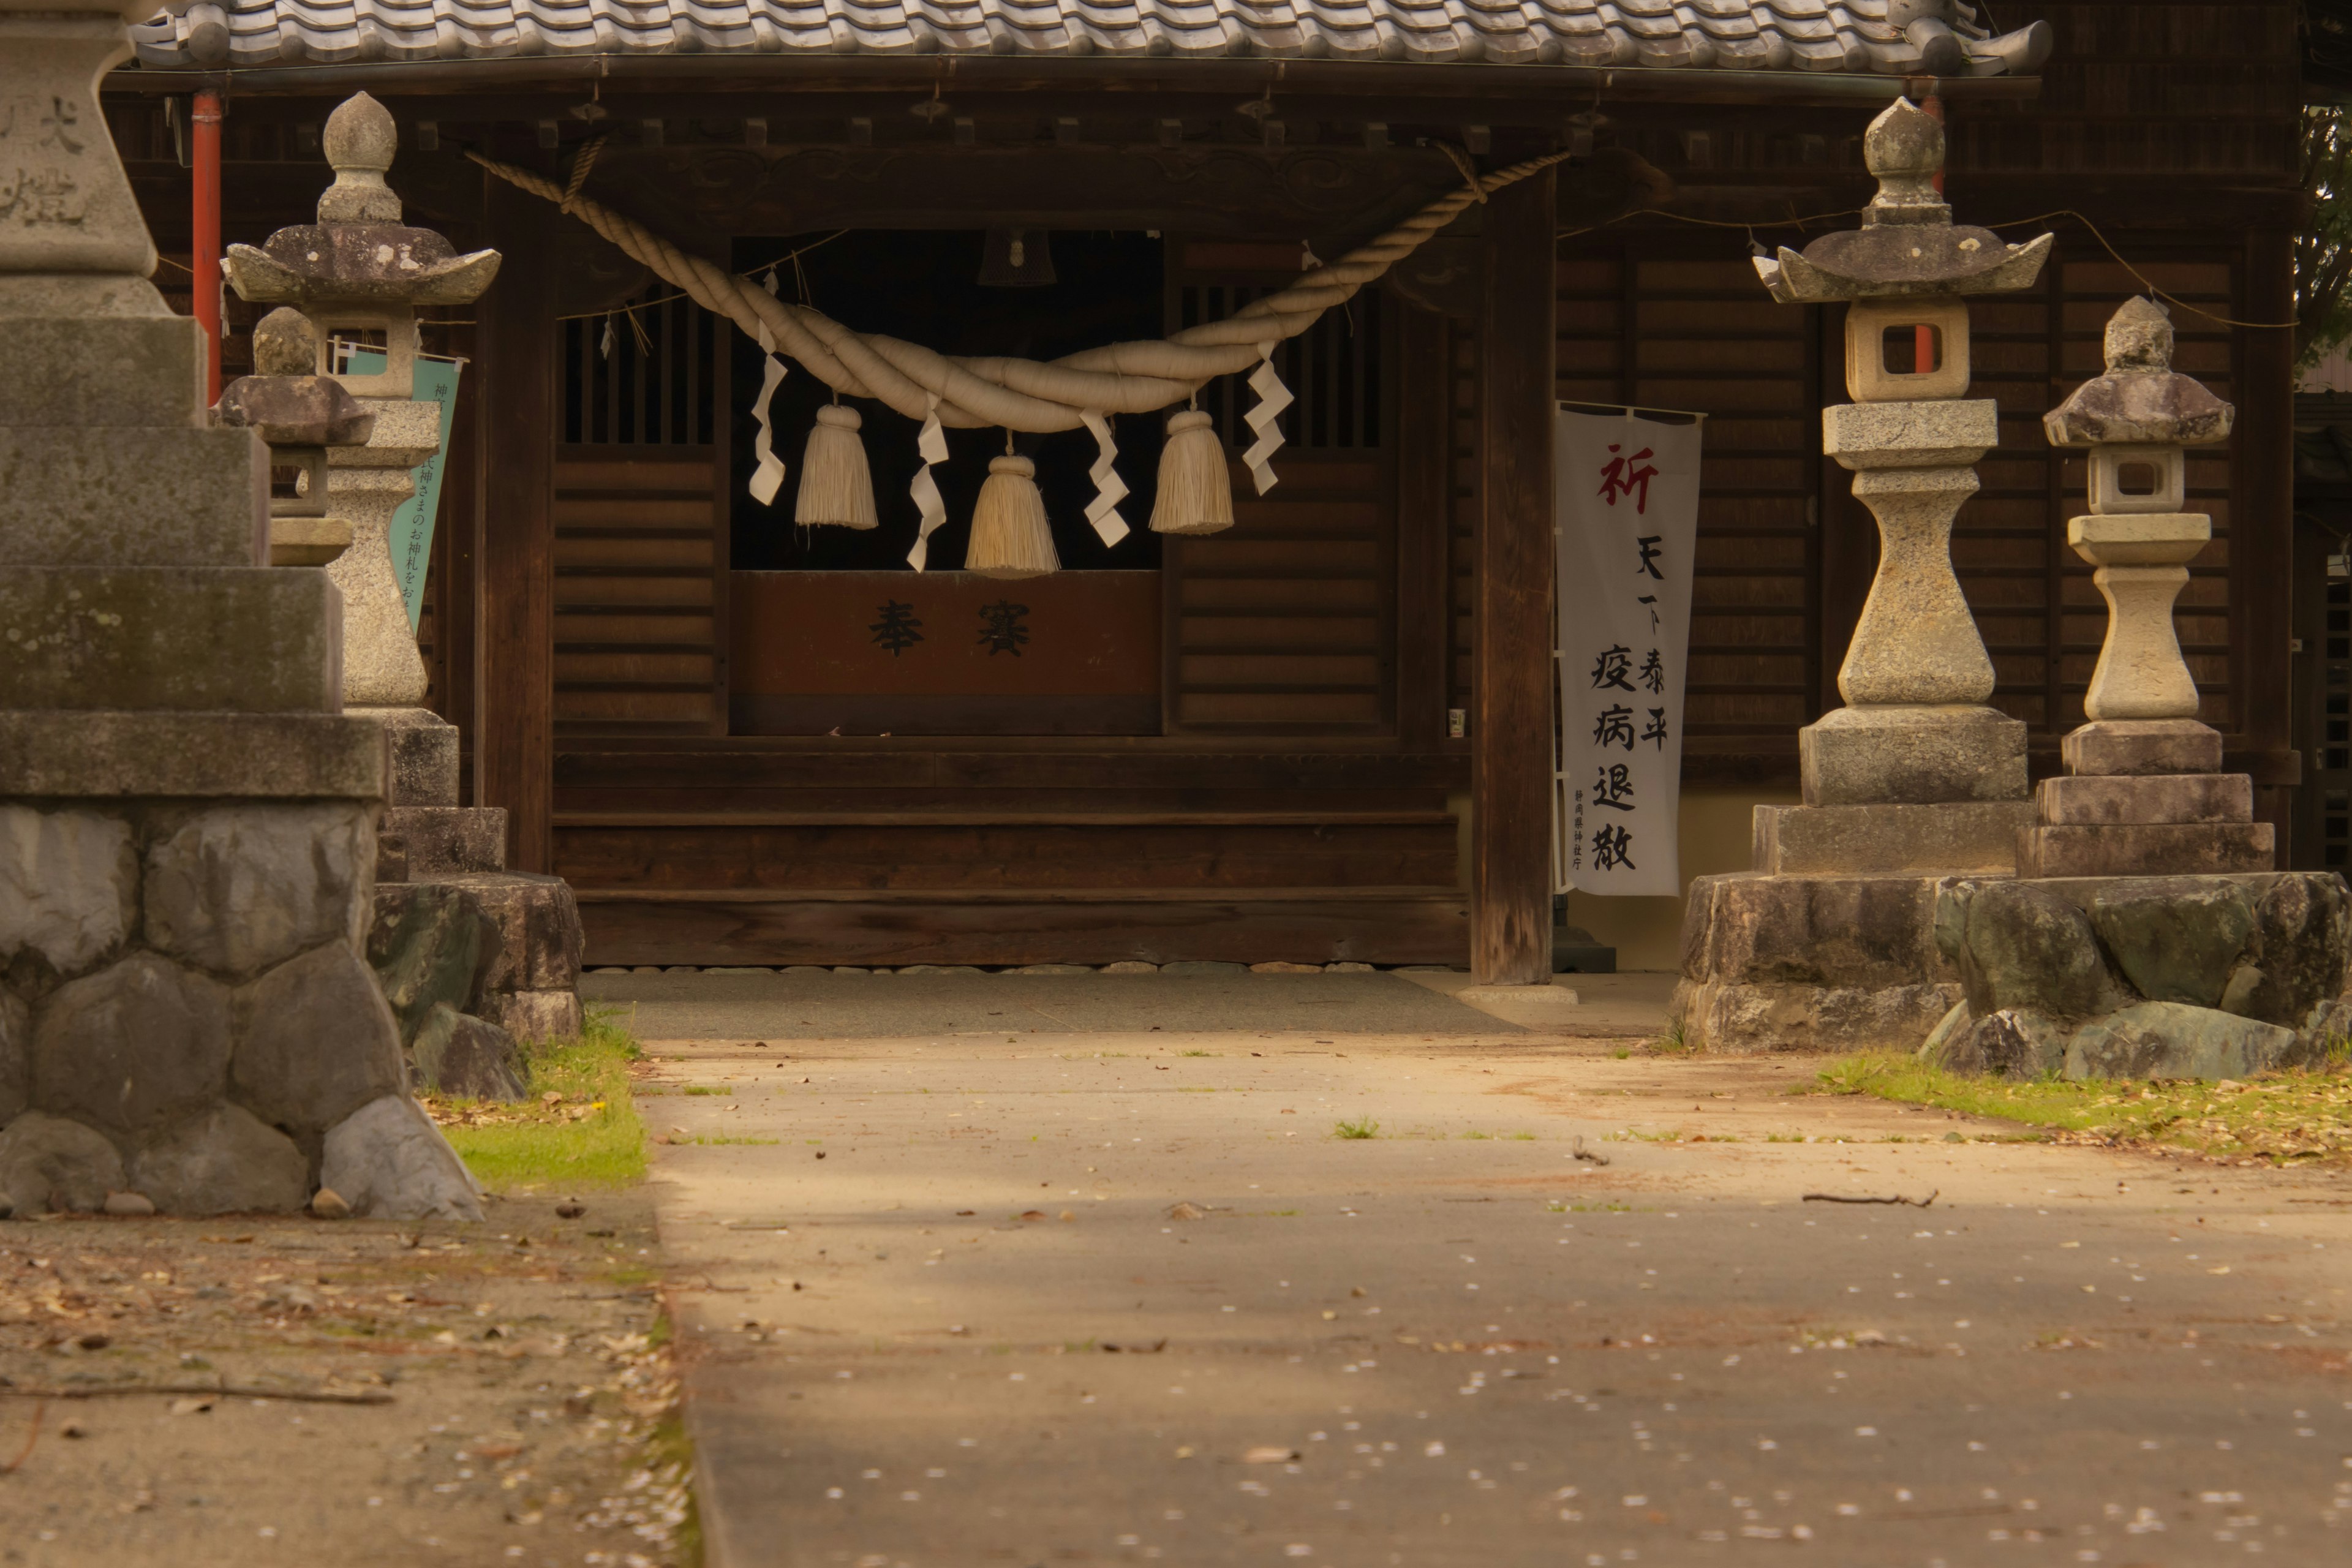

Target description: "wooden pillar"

left=2236, top=224, right=2297, bottom=853
left=1472, top=167, right=1558, bottom=986
left=474, top=174, right=557, bottom=873
left=1395, top=306, right=1452, bottom=748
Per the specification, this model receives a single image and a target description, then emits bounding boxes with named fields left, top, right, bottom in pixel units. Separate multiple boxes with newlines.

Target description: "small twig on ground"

left=1572, top=1136, right=1611, bottom=1166
left=0, top=1383, right=393, bottom=1406
left=1802, top=1190, right=1939, bottom=1208
left=1, top=1399, right=43, bottom=1474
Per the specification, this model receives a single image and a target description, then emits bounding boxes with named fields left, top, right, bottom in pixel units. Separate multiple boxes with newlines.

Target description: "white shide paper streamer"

left=1079, top=410, right=1131, bottom=547
left=905, top=392, right=951, bottom=571
left=748, top=322, right=789, bottom=506
left=1242, top=341, right=1291, bottom=496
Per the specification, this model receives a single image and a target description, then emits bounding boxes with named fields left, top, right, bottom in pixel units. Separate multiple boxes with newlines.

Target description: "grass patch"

left=434, top=1007, right=649, bottom=1191
left=670, top=1134, right=780, bottom=1147
left=681, top=1084, right=733, bottom=1096
left=1647, top=1020, right=1696, bottom=1055
left=1334, top=1117, right=1381, bottom=1140
left=1180, top=1050, right=1215, bottom=1058
left=1814, top=1051, right=2352, bottom=1163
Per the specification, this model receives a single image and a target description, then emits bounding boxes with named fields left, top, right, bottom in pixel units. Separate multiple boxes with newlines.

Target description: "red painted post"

left=192, top=89, right=223, bottom=404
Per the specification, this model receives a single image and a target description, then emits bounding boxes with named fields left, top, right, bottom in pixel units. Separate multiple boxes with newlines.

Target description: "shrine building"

left=105, top=1, right=2305, bottom=981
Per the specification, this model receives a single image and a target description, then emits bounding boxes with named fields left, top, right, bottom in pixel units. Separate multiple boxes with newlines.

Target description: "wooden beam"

left=473, top=175, right=558, bottom=872
left=1472, top=165, right=1557, bottom=986
left=2235, top=224, right=2297, bottom=857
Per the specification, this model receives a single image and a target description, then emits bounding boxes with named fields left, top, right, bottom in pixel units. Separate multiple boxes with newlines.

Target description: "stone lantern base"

left=360, top=708, right=586, bottom=1101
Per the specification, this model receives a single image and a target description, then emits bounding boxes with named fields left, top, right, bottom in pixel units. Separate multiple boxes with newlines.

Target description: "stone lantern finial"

left=1860, top=98, right=1949, bottom=225
left=317, top=92, right=402, bottom=224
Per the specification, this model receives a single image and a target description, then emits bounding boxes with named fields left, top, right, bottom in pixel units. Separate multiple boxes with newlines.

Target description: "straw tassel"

left=965, top=453, right=1060, bottom=579
left=794, top=404, right=878, bottom=530
left=1148, top=409, right=1235, bottom=536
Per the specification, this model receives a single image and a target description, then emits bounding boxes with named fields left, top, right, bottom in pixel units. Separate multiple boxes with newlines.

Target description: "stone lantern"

left=225, top=90, right=497, bottom=714
left=1747, top=98, right=2052, bottom=875
left=2018, top=297, right=2272, bottom=875
left=213, top=307, right=374, bottom=567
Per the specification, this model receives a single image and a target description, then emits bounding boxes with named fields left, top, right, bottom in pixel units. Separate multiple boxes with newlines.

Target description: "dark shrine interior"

left=727, top=228, right=1169, bottom=573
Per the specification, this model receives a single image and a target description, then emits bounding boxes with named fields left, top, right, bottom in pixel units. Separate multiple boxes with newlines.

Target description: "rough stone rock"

left=311, top=1186, right=352, bottom=1218
left=483, top=989, right=584, bottom=1043
left=0, top=992, right=24, bottom=1125
left=1671, top=976, right=1961, bottom=1054
left=2228, top=873, right=2352, bottom=1028
left=2084, top=878, right=2256, bottom=1008
left=232, top=943, right=406, bottom=1136
left=1940, top=1008, right=2066, bottom=1079
left=1918, top=999, right=1972, bottom=1062
left=0, top=805, right=135, bottom=974
left=143, top=802, right=373, bottom=977
left=0, top=1112, right=125, bottom=1215
left=410, top=1003, right=527, bottom=1101
left=32, top=953, right=231, bottom=1136
left=128, top=1102, right=309, bottom=1215
left=1101, top=961, right=1159, bottom=974
left=1683, top=873, right=1956, bottom=990
left=103, top=1190, right=155, bottom=1216
left=1936, top=880, right=2125, bottom=1020
left=318, top=1094, right=484, bottom=1221
left=2065, top=1001, right=2299, bottom=1081
left=435, top=873, right=584, bottom=994
left=368, top=881, right=492, bottom=1045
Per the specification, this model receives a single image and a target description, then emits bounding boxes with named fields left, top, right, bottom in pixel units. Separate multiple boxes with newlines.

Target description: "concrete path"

left=620, top=974, right=2352, bottom=1567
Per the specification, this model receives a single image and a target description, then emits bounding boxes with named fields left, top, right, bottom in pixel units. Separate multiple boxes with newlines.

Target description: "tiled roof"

left=131, top=1, right=2052, bottom=75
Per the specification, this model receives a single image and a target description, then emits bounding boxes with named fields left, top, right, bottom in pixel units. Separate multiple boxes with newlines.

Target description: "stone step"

left=2016, top=821, right=2275, bottom=878
left=2037, top=772, right=2251, bottom=827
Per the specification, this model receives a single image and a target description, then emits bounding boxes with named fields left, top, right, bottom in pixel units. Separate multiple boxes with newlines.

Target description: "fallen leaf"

left=1166, top=1202, right=1207, bottom=1221
left=1244, top=1446, right=1299, bottom=1464
left=168, top=1398, right=213, bottom=1415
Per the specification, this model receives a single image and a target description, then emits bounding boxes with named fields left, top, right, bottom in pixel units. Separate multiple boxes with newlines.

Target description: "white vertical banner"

left=1553, top=407, right=1703, bottom=897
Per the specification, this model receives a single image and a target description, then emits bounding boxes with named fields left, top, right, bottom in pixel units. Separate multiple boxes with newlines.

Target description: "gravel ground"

left=0, top=1188, right=689, bottom=1568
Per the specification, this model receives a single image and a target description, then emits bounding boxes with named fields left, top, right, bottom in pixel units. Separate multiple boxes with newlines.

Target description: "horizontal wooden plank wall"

left=1542, top=248, right=1822, bottom=783
left=1167, top=454, right=1393, bottom=732
left=552, top=450, right=725, bottom=734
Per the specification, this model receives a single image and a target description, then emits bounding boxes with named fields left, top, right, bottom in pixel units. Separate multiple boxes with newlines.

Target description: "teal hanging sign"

left=339, top=347, right=461, bottom=631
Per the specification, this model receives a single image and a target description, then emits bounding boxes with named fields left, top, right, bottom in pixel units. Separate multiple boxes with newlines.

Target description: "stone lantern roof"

left=1754, top=97, right=2051, bottom=303
left=224, top=92, right=500, bottom=308
left=214, top=308, right=377, bottom=447
left=2043, top=297, right=2236, bottom=448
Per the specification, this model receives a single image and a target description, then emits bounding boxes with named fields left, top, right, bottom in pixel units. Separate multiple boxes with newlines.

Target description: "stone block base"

left=2017, top=821, right=2275, bottom=878
left=486, top=988, right=586, bottom=1044
left=2061, top=719, right=2221, bottom=778
left=383, top=805, right=508, bottom=878
left=356, top=707, right=458, bottom=807
left=1800, top=704, right=2028, bottom=805
left=1754, top=801, right=2037, bottom=875
left=371, top=871, right=587, bottom=1081
left=2036, top=772, right=2251, bottom=826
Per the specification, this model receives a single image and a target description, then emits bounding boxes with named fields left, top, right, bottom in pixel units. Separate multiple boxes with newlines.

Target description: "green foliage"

left=1333, top=1117, right=1381, bottom=1140
left=440, top=1008, right=649, bottom=1190
left=2301, top=105, right=2352, bottom=369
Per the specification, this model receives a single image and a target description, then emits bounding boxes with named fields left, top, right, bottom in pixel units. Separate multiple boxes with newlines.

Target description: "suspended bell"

left=794, top=404, right=878, bottom=529
left=965, top=452, right=1059, bottom=579
left=1148, top=409, right=1235, bottom=535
